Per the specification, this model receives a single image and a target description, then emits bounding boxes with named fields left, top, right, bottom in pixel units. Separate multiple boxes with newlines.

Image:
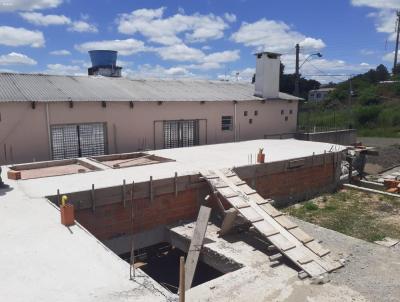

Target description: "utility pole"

left=393, top=10, right=400, bottom=74
left=294, top=43, right=300, bottom=97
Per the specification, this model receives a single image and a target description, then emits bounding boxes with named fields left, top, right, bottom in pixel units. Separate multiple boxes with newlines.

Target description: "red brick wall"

left=253, top=164, right=334, bottom=200
left=75, top=189, right=198, bottom=241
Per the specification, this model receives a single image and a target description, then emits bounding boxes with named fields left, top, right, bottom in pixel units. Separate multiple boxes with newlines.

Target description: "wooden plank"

left=185, top=206, right=211, bottom=290
left=289, top=227, right=314, bottom=244
left=219, top=208, right=238, bottom=236
left=227, top=196, right=249, bottom=209
left=267, top=233, right=296, bottom=251
left=274, top=215, right=298, bottom=230
left=306, top=241, right=330, bottom=257
left=217, top=187, right=238, bottom=198
left=236, top=184, right=257, bottom=195
left=238, top=207, right=264, bottom=223
left=251, top=194, right=269, bottom=205
left=297, top=255, right=313, bottom=265
left=220, top=168, right=236, bottom=177
left=204, top=169, right=335, bottom=277
left=253, top=220, right=279, bottom=237
left=209, top=179, right=229, bottom=188
left=258, top=203, right=282, bottom=218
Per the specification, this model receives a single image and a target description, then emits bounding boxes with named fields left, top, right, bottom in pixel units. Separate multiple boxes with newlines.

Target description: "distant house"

left=308, top=88, right=335, bottom=102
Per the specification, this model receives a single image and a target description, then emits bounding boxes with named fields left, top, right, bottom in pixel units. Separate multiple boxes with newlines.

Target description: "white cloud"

left=117, top=7, right=228, bottom=45
left=19, top=12, right=70, bottom=26
left=0, top=52, right=37, bottom=65
left=68, top=20, right=98, bottom=33
left=19, top=12, right=97, bottom=33
left=46, top=63, right=82, bottom=75
left=123, top=64, right=194, bottom=79
left=75, top=38, right=146, bottom=55
left=50, top=49, right=71, bottom=56
left=224, top=13, right=236, bottom=23
left=0, top=0, right=62, bottom=12
left=360, top=49, right=376, bottom=55
left=157, top=44, right=205, bottom=62
left=351, top=0, right=400, bottom=9
left=231, top=18, right=325, bottom=53
left=156, top=43, right=240, bottom=69
left=0, top=26, right=44, bottom=47
left=383, top=50, right=398, bottom=62
left=351, top=1, right=400, bottom=41
left=188, top=49, right=240, bottom=70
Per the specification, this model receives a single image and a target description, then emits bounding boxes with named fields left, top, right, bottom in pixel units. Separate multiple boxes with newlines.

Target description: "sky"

left=0, top=0, right=399, bottom=83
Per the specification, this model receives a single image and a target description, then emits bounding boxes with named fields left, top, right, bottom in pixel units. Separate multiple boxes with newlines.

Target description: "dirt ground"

left=358, top=137, right=400, bottom=174
left=283, top=188, right=400, bottom=242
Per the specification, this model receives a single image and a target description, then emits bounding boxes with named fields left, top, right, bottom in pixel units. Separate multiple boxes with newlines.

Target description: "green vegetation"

left=283, top=189, right=400, bottom=242
left=299, top=64, right=400, bottom=138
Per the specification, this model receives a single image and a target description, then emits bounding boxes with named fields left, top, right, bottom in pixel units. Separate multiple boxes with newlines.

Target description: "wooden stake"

left=131, top=180, right=135, bottom=204
left=129, top=179, right=135, bottom=280
left=122, top=179, right=126, bottom=208
left=174, top=172, right=178, bottom=197
left=149, top=176, right=154, bottom=202
left=179, top=256, right=185, bottom=302
left=91, top=184, right=95, bottom=213
left=57, top=189, right=60, bottom=206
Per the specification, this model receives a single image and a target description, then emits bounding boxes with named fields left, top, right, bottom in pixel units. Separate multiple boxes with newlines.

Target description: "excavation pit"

left=120, top=242, right=224, bottom=294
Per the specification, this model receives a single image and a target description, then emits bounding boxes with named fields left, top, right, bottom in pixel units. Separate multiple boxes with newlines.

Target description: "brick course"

left=75, top=189, right=198, bottom=240
left=74, top=162, right=337, bottom=240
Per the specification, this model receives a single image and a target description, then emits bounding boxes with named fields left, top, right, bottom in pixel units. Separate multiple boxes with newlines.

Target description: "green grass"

left=284, top=189, right=400, bottom=242
left=298, top=101, right=400, bottom=138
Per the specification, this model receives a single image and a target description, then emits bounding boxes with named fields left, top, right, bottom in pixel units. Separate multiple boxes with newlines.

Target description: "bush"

left=359, top=86, right=380, bottom=106
left=355, top=105, right=382, bottom=127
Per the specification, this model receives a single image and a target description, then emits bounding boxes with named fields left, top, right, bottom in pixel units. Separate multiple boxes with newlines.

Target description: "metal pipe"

left=233, top=101, right=237, bottom=142
left=45, top=103, right=52, bottom=160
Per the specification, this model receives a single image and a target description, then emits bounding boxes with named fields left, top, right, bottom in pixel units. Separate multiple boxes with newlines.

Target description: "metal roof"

left=0, top=73, right=300, bottom=103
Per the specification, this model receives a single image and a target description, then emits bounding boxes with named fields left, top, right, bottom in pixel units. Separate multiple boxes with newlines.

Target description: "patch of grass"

left=283, top=189, right=400, bottom=242
left=304, top=201, right=318, bottom=211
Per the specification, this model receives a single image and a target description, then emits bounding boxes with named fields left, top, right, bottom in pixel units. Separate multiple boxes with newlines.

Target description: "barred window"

left=221, top=116, right=233, bottom=131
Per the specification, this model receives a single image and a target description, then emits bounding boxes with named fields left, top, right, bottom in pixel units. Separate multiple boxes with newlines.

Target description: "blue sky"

left=0, top=0, right=399, bottom=83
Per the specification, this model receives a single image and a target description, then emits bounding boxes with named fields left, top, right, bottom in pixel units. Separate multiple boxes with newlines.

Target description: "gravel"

left=293, top=217, right=400, bottom=302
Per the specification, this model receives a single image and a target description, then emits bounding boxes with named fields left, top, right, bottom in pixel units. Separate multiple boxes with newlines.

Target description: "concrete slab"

left=0, top=170, right=174, bottom=302
left=9, top=139, right=345, bottom=198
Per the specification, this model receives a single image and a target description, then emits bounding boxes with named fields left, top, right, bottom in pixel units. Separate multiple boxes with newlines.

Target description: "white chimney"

left=254, top=52, right=281, bottom=99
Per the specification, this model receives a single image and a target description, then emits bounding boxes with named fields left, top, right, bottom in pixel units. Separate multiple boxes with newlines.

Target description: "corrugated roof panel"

left=0, top=73, right=301, bottom=103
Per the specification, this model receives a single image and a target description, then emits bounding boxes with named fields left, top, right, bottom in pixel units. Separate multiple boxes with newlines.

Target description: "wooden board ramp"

left=200, top=169, right=343, bottom=278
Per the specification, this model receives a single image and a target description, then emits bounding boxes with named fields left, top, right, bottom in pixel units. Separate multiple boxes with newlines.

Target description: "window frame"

left=221, top=115, right=233, bottom=131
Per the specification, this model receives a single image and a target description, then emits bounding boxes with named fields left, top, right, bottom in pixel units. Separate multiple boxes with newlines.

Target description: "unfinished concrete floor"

left=169, top=219, right=400, bottom=302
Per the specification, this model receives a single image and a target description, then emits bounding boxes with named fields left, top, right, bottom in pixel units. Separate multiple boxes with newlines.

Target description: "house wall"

left=0, top=100, right=297, bottom=165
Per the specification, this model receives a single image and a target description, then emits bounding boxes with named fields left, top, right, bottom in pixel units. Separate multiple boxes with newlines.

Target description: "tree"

left=279, top=63, right=320, bottom=99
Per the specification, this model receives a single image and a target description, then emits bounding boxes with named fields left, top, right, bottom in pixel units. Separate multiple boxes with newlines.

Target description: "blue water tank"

left=89, top=50, right=117, bottom=67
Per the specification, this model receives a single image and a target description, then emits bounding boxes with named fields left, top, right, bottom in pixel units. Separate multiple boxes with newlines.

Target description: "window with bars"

left=221, top=116, right=233, bottom=131
left=163, top=120, right=199, bottom=149
left=51, top=123, right=107, bottom=160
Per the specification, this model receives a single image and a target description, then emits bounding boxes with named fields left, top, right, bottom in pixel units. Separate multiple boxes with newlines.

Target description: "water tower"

left=88, top=50, right=122, bottom=77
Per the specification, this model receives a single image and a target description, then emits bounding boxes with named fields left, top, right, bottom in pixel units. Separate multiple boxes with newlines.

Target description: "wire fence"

left=298, top=107, right=354, bottom=133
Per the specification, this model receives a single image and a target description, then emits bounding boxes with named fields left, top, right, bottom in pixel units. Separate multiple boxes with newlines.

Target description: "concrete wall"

left=0, top=100, right=298, bottom=164
left=296, top=129, right=357, bottom=146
